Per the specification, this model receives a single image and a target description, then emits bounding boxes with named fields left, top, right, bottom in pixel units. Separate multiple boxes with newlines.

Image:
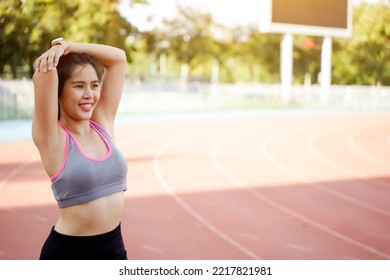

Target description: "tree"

left=333, top=3, right=390, bottom=85
left=0, top=0, right=79, bottom=78
left=0, top=0, right=136, bottom=78
left=245, top=27, right=281, bottom=83
left=159, top=6, right=216, bottom=78
left=0, top=0, right=34, bottom=78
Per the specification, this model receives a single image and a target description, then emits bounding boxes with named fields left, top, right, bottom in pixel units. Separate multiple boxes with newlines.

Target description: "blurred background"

left=0, top=0, right=390, bottom=120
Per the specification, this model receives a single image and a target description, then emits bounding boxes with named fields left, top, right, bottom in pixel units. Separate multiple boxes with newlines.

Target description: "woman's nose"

left=83, top=88, right=93, bottom=98
left=84, top=87, right=93, bottom=98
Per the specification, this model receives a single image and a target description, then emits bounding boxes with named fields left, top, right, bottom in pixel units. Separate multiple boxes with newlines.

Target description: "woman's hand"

left=35, top=45, right=66, bottom=73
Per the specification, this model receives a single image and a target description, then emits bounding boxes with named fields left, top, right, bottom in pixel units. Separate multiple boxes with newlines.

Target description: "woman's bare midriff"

left=54, top=191, right=124, bottom=236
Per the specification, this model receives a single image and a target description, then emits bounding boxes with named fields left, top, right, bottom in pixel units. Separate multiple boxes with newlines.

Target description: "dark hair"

left=57, top=53, right=102, bottom=98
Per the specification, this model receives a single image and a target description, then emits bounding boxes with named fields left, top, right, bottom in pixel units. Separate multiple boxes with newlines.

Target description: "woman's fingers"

left=46, top=52, right=56, bottom=71
left=34, top=57, right=41, bottom=72
left=35, top=46, right=63, bottom=72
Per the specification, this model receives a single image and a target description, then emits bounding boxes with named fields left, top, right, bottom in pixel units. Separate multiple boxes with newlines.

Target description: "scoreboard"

left=260, top=0, right=352, bottom=38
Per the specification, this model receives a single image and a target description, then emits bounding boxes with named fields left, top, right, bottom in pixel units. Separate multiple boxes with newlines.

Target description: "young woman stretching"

left=32, top=38, right=128, bottom=259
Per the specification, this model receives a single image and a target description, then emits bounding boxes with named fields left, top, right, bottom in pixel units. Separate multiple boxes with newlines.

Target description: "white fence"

left=0, top=79, right=35, bottom=120
left=1, top=79, right=390, bottom=120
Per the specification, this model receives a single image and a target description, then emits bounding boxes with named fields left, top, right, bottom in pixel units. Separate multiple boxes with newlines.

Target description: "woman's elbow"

left=119, top=49, right=127, bottom=64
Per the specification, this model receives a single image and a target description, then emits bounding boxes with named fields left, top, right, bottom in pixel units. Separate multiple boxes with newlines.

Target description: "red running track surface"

left=0, top=111, right=389, bottom=260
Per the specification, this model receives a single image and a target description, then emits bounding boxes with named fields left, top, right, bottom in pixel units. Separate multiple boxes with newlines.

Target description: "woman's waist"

left=56, top=192, right=124, bottom=236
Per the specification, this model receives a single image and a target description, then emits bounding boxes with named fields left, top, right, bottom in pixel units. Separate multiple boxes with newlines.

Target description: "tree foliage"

left=1, top=1, right=390, bottom=85
left=0, top=0, right=134, bottom=78
left=161, top=7, right=215, bottom=67
left=333, top=3, right=390, bottom=85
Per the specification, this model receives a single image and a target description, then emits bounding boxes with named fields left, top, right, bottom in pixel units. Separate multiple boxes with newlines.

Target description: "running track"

left=0, top=111, right=389, bottom=260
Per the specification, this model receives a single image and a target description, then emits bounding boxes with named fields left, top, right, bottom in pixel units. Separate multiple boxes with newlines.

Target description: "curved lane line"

left=211, top=128, right=390, bottom=259
left=307, top=130, right=390, bottom=190
left=153, top=138, right=262, bottom=260
left=265, top=128, right=390, bottom=217
left=348, top=132, right=390, bottom=169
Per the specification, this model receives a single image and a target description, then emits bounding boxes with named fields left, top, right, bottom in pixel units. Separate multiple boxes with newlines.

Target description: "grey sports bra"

left=50, top=120, right=128, bottom=208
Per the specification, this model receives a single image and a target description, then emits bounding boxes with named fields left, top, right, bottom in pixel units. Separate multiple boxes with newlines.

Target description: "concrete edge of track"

left=1, top=108, right=387, bottom=143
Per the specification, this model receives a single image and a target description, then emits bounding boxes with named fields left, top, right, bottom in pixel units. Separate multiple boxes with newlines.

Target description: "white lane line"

left=307, top=130, right=390, bottom=189
left=210, top=129, right=259, bottom=189
left=264, top=129, right=390, bottom=217
left=153, top=138, right=262, bottom=260
left=211, top=128, right=390, bottom=259
left=287, top=243, right=313, bottom=252
left=33, top=215, right=48, bottom=222
left=0, top=159, right=38, bottom=190
left=252, top=126, right=390, bottom=217
left=348, top=132, right=390, bottom=169
left=143, top=245, right=164, bottom=254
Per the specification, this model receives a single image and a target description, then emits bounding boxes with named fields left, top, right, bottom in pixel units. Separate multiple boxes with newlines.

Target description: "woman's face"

left=59, top=64, right=100, bottom=121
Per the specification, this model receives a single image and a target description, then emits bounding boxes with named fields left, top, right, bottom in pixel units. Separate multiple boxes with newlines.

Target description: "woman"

left=32, top=38, right=128, bottom=259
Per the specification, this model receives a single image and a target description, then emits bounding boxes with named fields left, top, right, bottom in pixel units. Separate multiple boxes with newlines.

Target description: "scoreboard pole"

left=281, top=34, right=333, bottom=103
left=281, top=33, right=293, bottom=102
left=320, top=36, right=332, bottom=101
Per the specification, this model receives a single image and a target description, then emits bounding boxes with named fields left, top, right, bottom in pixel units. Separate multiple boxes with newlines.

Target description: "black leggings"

left=39, top=224, right=127, bottom=260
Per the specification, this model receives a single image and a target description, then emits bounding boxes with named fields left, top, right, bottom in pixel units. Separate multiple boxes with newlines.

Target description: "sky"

left=118, top=0, right=385, bottom=31
left=119, top=0, right=263, bottom=30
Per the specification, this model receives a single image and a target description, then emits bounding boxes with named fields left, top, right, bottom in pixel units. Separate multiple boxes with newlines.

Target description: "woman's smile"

left=79, top=102, right=94, bottom=111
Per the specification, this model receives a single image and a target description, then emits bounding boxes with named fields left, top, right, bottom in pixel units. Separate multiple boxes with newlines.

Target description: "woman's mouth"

left=79, top=103, right=93, bottom=111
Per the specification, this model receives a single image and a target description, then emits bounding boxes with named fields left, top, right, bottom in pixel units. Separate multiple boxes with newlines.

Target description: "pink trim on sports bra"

left=65, top=121, right=112, bottom=162
left=89, top=120, right=112, bottom=139
left=50, top=120, right=113, bottom=181
left=50, top=125, right=69, bottom=181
